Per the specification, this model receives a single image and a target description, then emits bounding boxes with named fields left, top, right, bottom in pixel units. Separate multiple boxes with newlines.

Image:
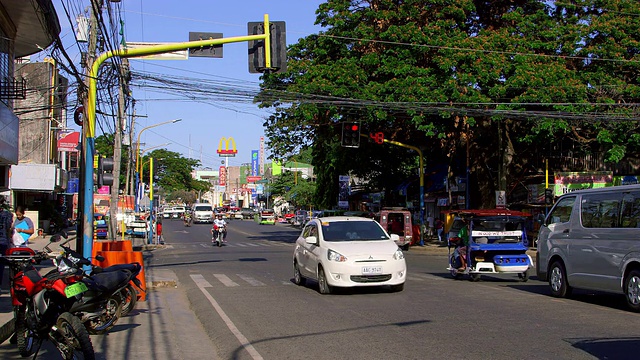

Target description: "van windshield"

left=195, top=206, right=212, bottom=211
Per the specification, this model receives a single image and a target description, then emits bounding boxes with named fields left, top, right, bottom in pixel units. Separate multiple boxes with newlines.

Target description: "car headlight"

left=327, top=249, right=347, bottom=262
left=393, top=248, right=405, bottom=260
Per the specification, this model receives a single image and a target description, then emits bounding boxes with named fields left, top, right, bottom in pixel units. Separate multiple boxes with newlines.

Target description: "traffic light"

left=544, top=188, right=554, bottom=205
left=248, top=21, right=286, bottom=73
left=341, top=122, right=361, bottom=148
left=97, top=157, right=115, bottom=187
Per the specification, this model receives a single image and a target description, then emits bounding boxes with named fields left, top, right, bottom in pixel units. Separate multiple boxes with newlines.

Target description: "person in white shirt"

left=212, top=214, right=227, bottom=241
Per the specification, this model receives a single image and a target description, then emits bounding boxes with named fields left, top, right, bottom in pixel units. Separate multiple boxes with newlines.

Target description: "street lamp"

left=135, top=119, right=181, bottom=175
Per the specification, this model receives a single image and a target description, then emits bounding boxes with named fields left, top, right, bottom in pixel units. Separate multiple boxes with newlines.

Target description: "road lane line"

left=236, top=243, right=248, bottom=247
left=190, top=274, right=263, bottom=360
left=214, top=274, right=239, bottom=287
left=237, top=274, right=265, bottom=286
left=246, top=243, right=260, bottom=247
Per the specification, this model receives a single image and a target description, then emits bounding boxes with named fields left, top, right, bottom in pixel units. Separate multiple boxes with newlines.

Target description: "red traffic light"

left=351, top=124, right=359, bottom=131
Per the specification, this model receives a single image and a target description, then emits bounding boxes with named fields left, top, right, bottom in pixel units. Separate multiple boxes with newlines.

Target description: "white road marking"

left=236, top=243, right=248, bottom=247
left=190, top=274, right=213, bottom=288
left=190, top=274, right=263, bottom=360
left=246, top=243, right=260, bottom=247
left=237, top=274, right=265, bottom=286
left=214, top=274, right=239, bottom=287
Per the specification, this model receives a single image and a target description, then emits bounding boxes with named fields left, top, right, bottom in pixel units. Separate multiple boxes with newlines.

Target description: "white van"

left=536, top=184, right=640, bottom=311
left=192, top=203, right=213, bottom=223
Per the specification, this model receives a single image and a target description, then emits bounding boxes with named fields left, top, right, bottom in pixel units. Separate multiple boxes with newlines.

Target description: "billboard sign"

left=217, top=137, right=237, bottom=157
left=219, top=166, right=227, bottom=186
left=251, top=150, right=259, bottom=176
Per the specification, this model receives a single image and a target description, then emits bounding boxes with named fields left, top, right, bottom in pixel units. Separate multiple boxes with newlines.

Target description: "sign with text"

left=247, top=176, right=262, bottom=182
left=251, top=150, right=259, bottom=176
left=219, top=166, right=227, bottom=186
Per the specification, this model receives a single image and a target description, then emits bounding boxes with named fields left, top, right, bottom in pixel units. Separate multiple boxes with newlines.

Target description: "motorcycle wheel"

left=16, top=305, right=42, bottom=357
left=51, top=312, right=95, bottom=360
left=118, top=284, right=138, bottom=317
left=85, top=296, right=122, bottom=335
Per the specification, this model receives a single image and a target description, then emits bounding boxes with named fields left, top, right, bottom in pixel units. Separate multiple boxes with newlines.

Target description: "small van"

left=192, top=203, right=214, bottom=223
left=536, top=184, right=640, bottom=311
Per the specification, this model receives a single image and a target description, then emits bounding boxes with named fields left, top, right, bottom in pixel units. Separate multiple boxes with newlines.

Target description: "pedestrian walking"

left=156, top=217, right=163, bottom=244
left=426, top=214, right=435, bottom=239
left=12, top=205, right=34, bottom=247
left=435, top=217, right=444, bottom=242
left=0, top=196, right=13, bottom=292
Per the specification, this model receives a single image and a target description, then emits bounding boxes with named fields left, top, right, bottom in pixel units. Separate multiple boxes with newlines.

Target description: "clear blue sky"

left=51, top=0, right=325, bottom=169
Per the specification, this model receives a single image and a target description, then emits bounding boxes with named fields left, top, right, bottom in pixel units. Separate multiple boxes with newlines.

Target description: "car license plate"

left=362, top=266, right=382, bottom=275
left=64, top=282, right=89, bottom=298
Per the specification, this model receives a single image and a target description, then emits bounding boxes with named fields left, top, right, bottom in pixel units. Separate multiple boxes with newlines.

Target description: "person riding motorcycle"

left=183, top=212, right=192, bottom=226
left=211, top=214, right=227, bottom=242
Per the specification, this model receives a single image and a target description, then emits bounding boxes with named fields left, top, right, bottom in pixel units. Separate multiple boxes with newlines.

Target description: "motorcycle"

left=49, top=237, right=144, bottom=332
left=183, top=214, right=192, bottom=227
left=211, top=224, right=226, bottom=247
left=1, top=235, right=95, bottom=359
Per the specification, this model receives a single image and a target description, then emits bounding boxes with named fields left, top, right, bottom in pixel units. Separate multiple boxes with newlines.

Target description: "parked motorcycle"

left=211, top=224, right=226, bottom=247
left=1, top=236, right=95, bottom=359
left=50, top=237, right=145, bottom=330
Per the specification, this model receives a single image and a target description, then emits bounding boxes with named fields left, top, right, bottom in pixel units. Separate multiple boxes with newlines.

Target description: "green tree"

left=258, top=0, right=640, bottom=208
left=144, top=149, right=204, bottom=194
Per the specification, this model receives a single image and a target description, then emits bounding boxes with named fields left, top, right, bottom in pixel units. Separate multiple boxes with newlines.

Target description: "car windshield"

left=321, top=221, right=389, bottom=242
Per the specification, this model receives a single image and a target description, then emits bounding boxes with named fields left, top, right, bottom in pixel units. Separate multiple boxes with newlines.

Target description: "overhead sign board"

left=124, top=42, right=189, bottom=60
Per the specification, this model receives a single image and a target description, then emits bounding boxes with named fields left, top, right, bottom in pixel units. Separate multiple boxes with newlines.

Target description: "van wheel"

left=549, top=261, right=572, bottom=298
left=624, top=270, right=640, bottom=312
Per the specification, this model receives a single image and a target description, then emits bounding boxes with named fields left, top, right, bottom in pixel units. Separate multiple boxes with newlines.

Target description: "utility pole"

left=78, top=0, right=101, bottom=254
left=109, top=58, right=128, bottom=236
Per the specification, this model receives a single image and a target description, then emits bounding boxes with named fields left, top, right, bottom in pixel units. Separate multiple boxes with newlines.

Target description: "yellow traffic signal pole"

left=82, top=15, right=273, bottom=263
left=361, top=135, right=425, bottom=246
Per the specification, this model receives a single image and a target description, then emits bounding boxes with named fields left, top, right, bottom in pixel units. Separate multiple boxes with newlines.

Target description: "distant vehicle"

left=259, top=209, right=276, bottom=225
left=192, top=203, right=213, bottom=224
left=293, top=216, right=406, bottom=294
left=126, top=217, right=150, bottom=237
left=241, top=208, right=256, bottom=220
left=293, top=210, right=308, bottom=228
left=378, top=208, right=413, bottom=250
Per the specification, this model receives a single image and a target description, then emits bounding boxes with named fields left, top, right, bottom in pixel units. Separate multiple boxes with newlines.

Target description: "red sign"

left=58, top=131, right=80, bottom=152
left=219, top=166, right=227, bottom=186
left=246, top=176, right=262, bottom=182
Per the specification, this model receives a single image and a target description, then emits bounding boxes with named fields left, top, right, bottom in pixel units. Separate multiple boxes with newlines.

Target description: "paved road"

left=1, top=218, right=638, bottom=359
left=156, top=219, right=640, bottom=360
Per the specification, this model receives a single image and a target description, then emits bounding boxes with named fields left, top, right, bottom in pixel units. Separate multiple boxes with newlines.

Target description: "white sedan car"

left=293, top=216, right=406, bottom=294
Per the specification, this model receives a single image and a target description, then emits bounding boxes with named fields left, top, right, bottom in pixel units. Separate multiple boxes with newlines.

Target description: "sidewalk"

left=0, top=233, right=220, bottom=359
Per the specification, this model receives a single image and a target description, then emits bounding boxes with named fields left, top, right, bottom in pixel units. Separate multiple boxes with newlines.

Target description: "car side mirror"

left=95, top=255, right=105, bottom=262
left=390, top=234, right=400, bottom=242
left=305, top=236, right=318, bottom=245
